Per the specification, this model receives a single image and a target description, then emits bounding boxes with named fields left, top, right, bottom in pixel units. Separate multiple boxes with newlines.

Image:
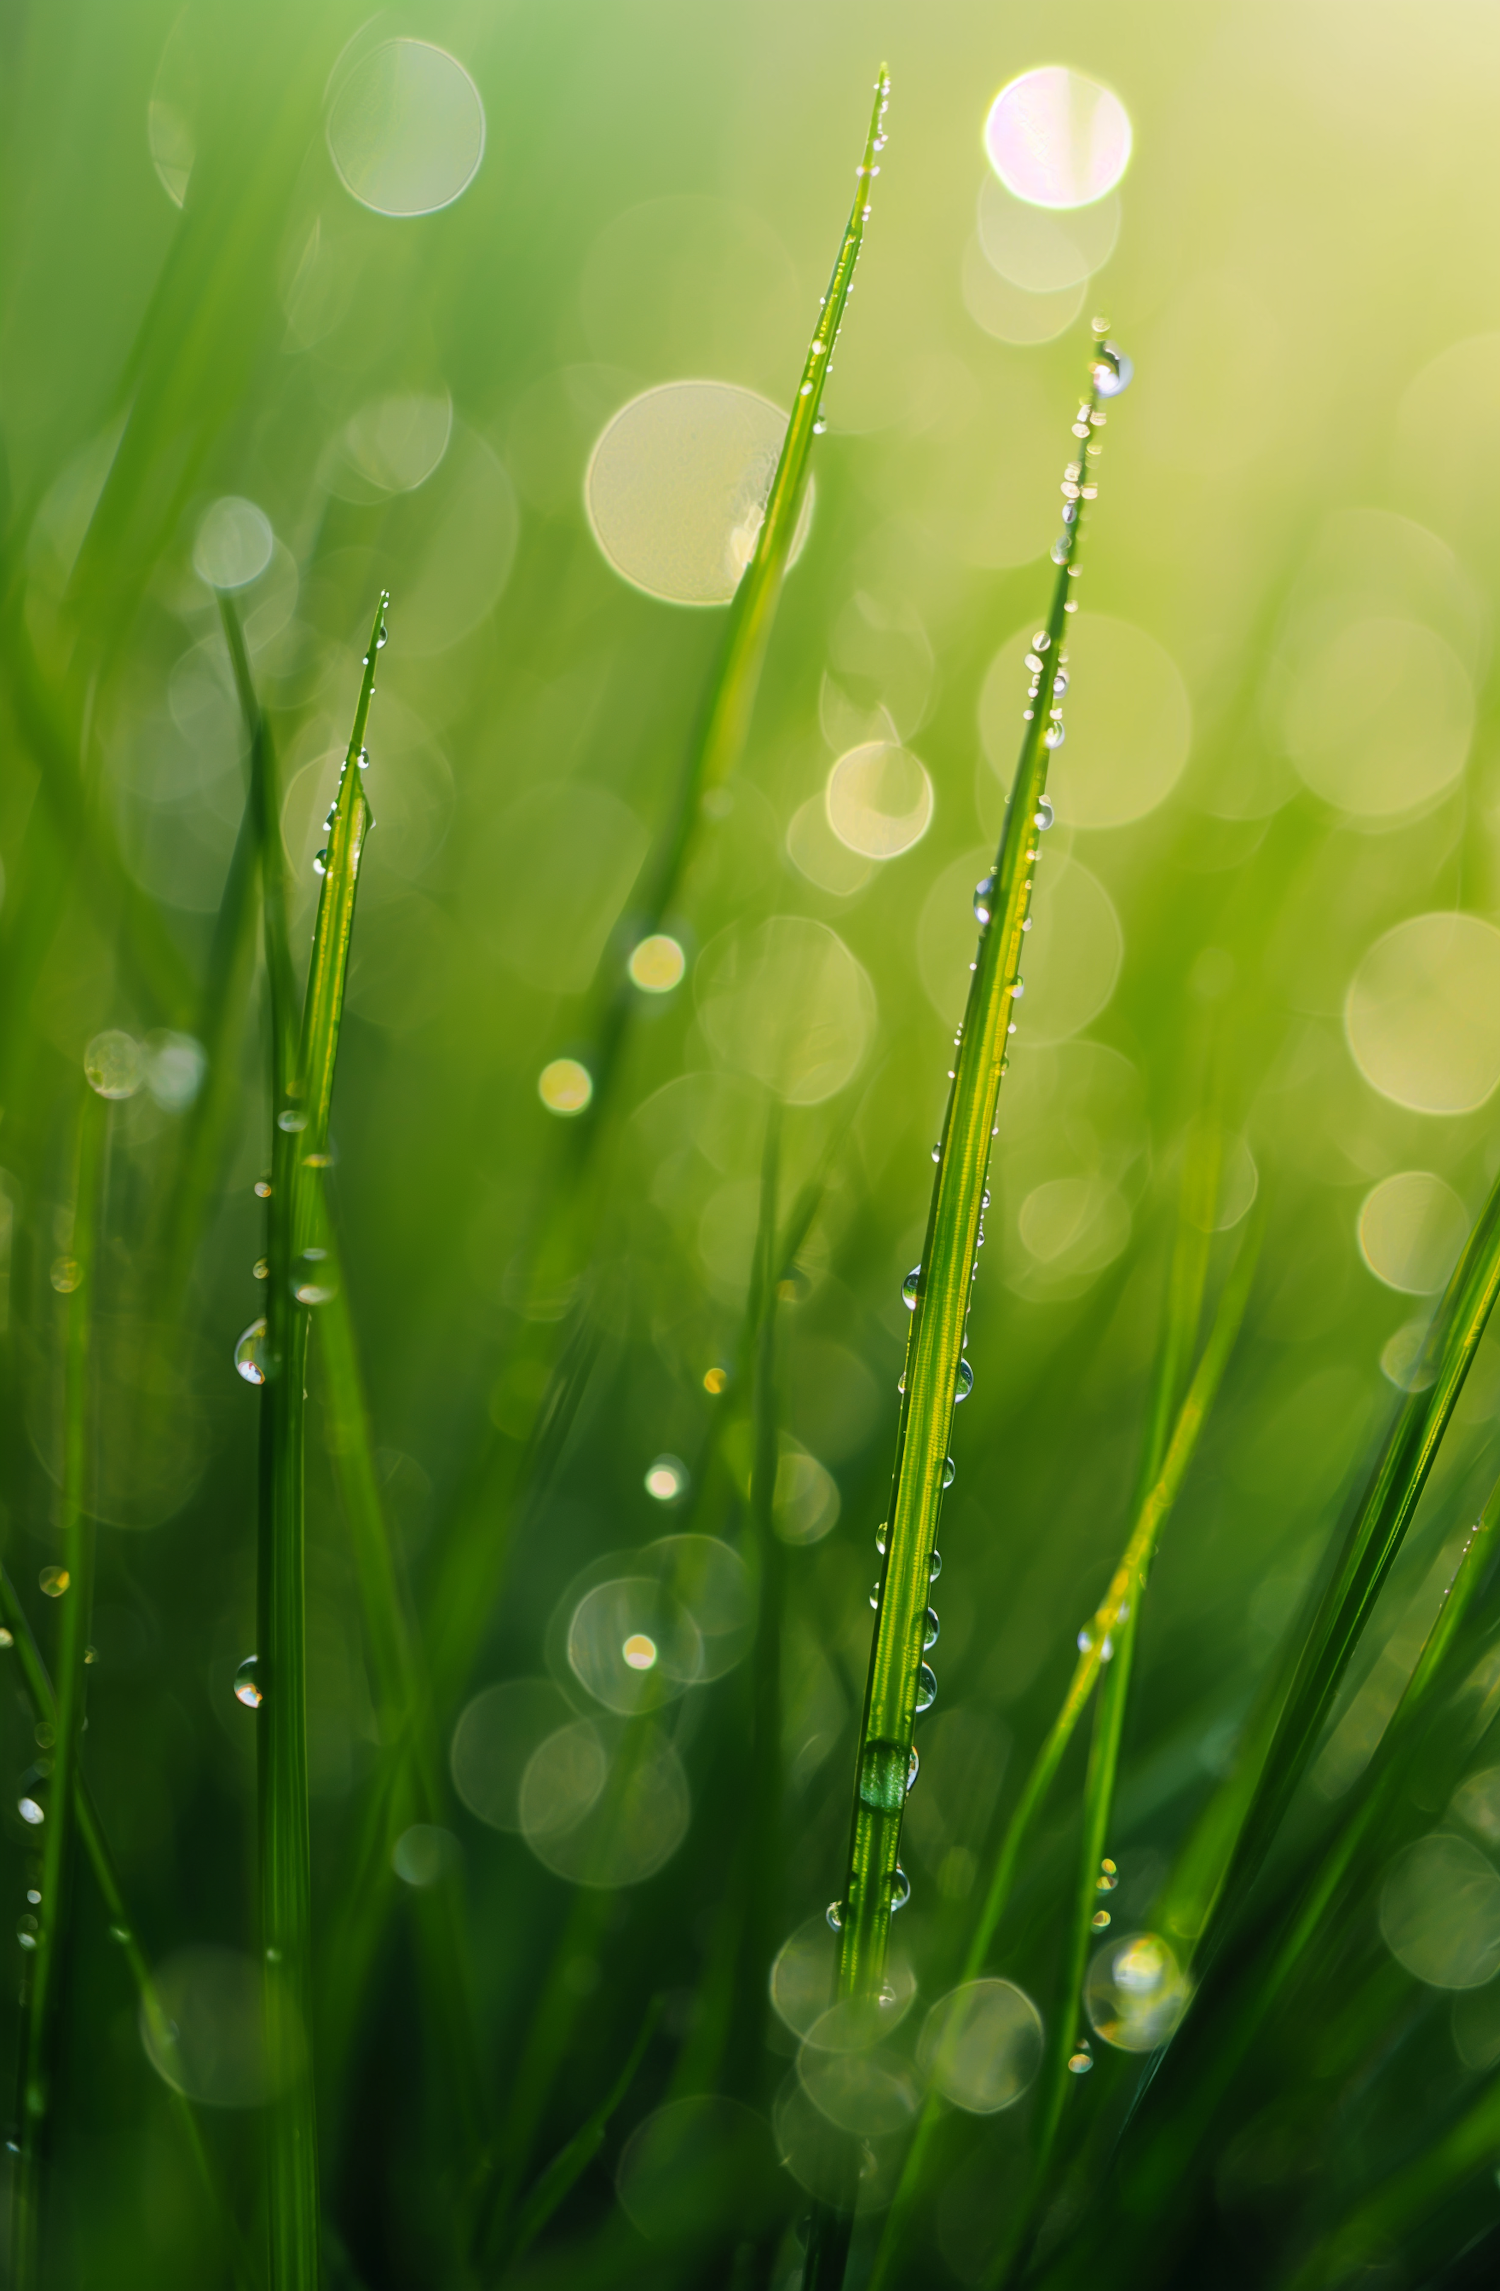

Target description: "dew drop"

left=1034, top=796, right=1055, bottom=829
left=254, top=1180, right=272, bottom=1200
left=376, top=622, right=389, bottom=648
left=907, top=1745, right=920, bottom=1794
left=291, top=1247, right=337, bottom=1307
left=253, top=1257, right=269, bottom=1281
left=973, top=875, right=996, bottom=924
left=1044, top=722, right=1066, bottom=749
left=233, top=1656, right=263, bottom=1710
left=1050, top=538, right=1070, bottom=565
left=923, top=1608, right=940, bottom=1650
left=1068, top=2048, right=1094, bottom=2075
left=826, top=1900, right=844, bottom=1933
left=357, top=747, right=370, bottom=770
left=313, top=849, right=330, bottom=877
left=49, top=1258, right=81, bottom=1295
left=17, top=1799, right=43, bottom=1828
left=1033, top=631, right=1050, bottom=651
left=875, top=1525, right=888, bottom=1557
left=277, top=1108, right=308, bottom=1133
left=914, top=1664, right=937, bottom=1714
left=931, top=1142, right=941, bottom=1164
left=1092, top=343, right=1133, bottom=397
left=889, top=1865, right=911, bottom=1912
left=869, top=1580, right=882, bottom=1611
left=234, top=1318, right=270, bottom=1386
left=953, top=1360, right=974, bottom=1403
left=901, top=1267, right=921, bottom=1311
left=941, top=1457, right=956, bottom=1490
left=929, top=1548, right=943, bottom=1583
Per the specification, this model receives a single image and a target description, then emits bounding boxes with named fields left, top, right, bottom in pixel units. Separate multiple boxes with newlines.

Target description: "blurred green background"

left=7, top=1, right=1500, bottom=2284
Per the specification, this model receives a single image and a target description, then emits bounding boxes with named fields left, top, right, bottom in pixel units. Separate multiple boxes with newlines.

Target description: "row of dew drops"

left=829, top=342, right=1132, bottom=1937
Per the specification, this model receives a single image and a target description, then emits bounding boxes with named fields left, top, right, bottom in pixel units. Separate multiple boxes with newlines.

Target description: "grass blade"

left=1157, top=1161, right=1500, bottom=1956
left=805, top=335, right=1128, bottom=2291
left=0, top=1564, right=255, bottom=2289
left=998, top=1123, right=1229, bottom=2274
left=864, top=1206, right=1258, bottom=2291
left=242, top=589, right=384, bottom=2289
left=494, top=1996, right=663, bottom=2278
left=11, top=1075, right=106, bottom=2289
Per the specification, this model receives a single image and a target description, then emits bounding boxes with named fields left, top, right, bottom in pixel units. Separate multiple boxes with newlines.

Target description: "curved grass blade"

left=494, top=1997, right=662, bottom=2279
left=804, top=336, right=1129, bottom=2291
left=11, top=1077, right=105, bottom=2291
left=1157, top=1162, right=1500, bottom=1958
left=863, top=1210, right=1258, bottom=2291
left=0, top=1565, right=255, bottom=2290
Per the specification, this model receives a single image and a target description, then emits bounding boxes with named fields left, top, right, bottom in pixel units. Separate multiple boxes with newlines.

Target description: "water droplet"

left=915, top=1664, right=937, bottom=1714
left=941, top=1457, right=956, bottom=1491
left=1067, top=2048, right=1094, bottom=2075
left=313, top=849, right=330, bottom=877
left=234, top=1319, right=270, bottom=1385
left=49, top=1258, right=81, bottom=1295
left=253, top=1257, right=269, bottom=1281
left=376, top=622, right=389, bottom=648
left=291, top=1247, right=337, bottom=1307
left=1097, top=1859, right=1118, bottom=1890
left=1044, top=722, right=1066, bottom=749
left=973, top=874, right=996, bottom=924
left=1011, top=980, right=1025, bottom=1000
left=1033, top=631, right=1050, bottom=650
left=889, top=1865, right=911, bottom=1912
left=39, top=1568, right=68, bottom=1600
left=17, top=1799, right=43, bottom=1827
left=859, top=1739, right=908, bottom=1812
left=875, top=1525, right=888, bottom=1557
left=812, top=417, right=828, bottom=435
left=1078, top=1626, right=1094, bottom=1654
left=357, top=747, right=370, bottom=770
left=869, top=1580, right=882, bottom=1611
left=233, top=1656, right=263, bottom=1710
left=1092, top=343, right=1133, bottom=397
left=931, top=1142, right=941, bottom=1164
left=901, top=1267, right=921, bottom=1310
left=1050, top=538, right=1070, bottom=565
left=907, top=1746, right=920, bottom=1794
left=1092, top=1909, right=1112, bottom=1929
left=254, top=1179, right=272, bottom=1200
left=826, top=1900, right=844, bottom=1933
left=277, top=1109, right=308, bottom=1133
left=923, top=1608, right=940, bottom=1650
left=1034, top=797, right=1055, bottom=829
left=953, top=1360, right=974, bottom=1403
left=17, top=1917, right=36, bottom=1948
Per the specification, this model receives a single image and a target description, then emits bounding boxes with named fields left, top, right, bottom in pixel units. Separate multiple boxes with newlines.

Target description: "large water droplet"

left=923, top=1608, right=941, bottom=1650
left=233, top=1656, right=263, bottom=1710
left=277, top=1108, right=308, bottom=1133
left=953, top=1360, right=974, bottom=1403
left=859, top=1739, right=908, bottom=1813
left=313, top=849, right=330, bottom=878
left=291, top=1248, right=337, bottom=1307
left=1092, top=343, right=1133, bottom=397
left=929, top=1548, right=943, bottom=1583
left=1044, top=722, right=1066, bottom=749
left=890, top=1865, right=911, bottom=1912
left=826, top=1900, right=844, bottom=1933
left=234, top=1319, right=271, bottom=1385
left=901, top=1267, right=921, bottom=1311
left=915, top=1664, right=937, bottom=1714
left=1034, top=796, right=1055, bottom=828
left=941, top=1457, right=956, bottom=1490
left=973, top=874, right=996, bottom=924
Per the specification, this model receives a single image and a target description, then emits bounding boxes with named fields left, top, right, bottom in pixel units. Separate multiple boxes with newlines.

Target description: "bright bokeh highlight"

left=1357, top=1171, right=1468, bottom=1294
left=984, top=68, right=1132, bottom=210
left=537, top=1058, right=593, bottom=1115
left=824, top=741, right=933, bottom=860
left=628, top=934, right=687, bottom=993
left=327, top=41, right=486, bottom=217
left=1346, top=913, right=1500, bottom=1114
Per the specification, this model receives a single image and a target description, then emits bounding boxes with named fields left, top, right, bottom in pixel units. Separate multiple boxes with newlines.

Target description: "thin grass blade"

left=495, top=1997, right=663, bottom=2278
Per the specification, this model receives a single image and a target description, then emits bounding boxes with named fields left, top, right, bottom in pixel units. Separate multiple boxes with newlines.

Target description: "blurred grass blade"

left=0, top=1565, right=254, bottom=2289
left=1002, top=1123, right=1229, bottom=2276
left=805, top=337, right=1127, bottom=2291
left=495, top=1997, right=662, bottom=2278
left=1159, top=1164, right=1500, bottom=1954
left=11, top=1077, right=106, bottom=2291
left=866, top=1204, right=1258, bottom=2291
left=247, top=590, right=384, bottom=2290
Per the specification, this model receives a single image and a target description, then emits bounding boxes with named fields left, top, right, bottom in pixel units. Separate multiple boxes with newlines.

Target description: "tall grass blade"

left=864, top=1207, right=1258, bottom=2291
left=1157, top=1163, right=1500, bottom=1955
left=999, top=1123, right=1228, bottom=2275
left=11, top=1077, right=106, bottom=2290
left=0, top=1564, right=254, bottom=2289
left=245, top=589, right=384, bottom=2289
left=804, top=334, right=1130, bottom=2291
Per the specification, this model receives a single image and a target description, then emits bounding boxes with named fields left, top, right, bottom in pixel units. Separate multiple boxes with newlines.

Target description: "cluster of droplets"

left=804, top=74, right=889, bottom=438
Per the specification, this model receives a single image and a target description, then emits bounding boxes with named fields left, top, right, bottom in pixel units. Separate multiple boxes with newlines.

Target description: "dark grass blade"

left=10, top=1079, right=106, bottom=2290
left=806, top=339, right=1127, bottom=2291
left=0, top=1565, right=254, bottom=2288
left=1158, top=1163, right=1500, bottom=1958
left=493, top=1997, right=662, bottom=2279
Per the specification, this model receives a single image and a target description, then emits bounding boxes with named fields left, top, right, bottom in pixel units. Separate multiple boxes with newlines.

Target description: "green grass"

left=8, top=10, right=1500, bottom=2290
